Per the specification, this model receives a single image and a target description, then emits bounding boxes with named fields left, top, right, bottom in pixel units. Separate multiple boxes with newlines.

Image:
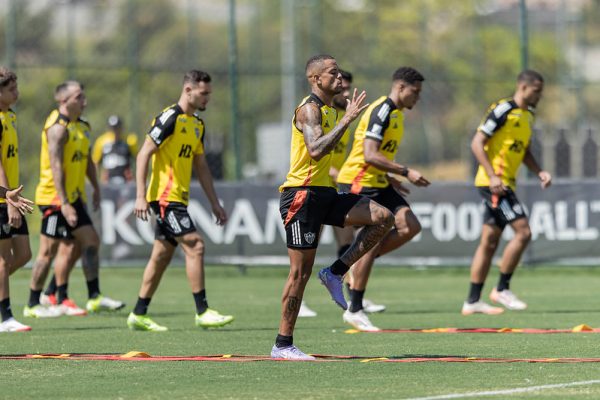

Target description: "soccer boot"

left=127, top=312, right=168, bottom=332
left=195, top=309, right=234, bottom=328
left=461, top=300, right=504, bottom=316
left=270, top=344, right=315, bottom=360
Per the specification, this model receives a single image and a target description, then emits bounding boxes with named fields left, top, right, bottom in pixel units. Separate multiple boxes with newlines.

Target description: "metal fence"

left=1, top=0, right=599, bottom=191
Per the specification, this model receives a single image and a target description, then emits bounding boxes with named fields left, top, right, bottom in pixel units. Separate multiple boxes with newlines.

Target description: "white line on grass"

left=403, top=379, right=600, bottom=400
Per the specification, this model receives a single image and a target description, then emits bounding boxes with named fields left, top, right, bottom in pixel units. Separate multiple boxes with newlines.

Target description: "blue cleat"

left=318, top=267, right=348, bottom=310
left=271, top=344, right=315, bottom=360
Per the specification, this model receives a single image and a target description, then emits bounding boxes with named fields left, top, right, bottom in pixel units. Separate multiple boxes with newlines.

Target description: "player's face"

left=398, top=81, right=422, bottom=109
left=332, top=78, right=351, bottom=109
left=522, top=80, right=544, bottom=107
left=317, top=60, right=343, bottom=94
left=189, top=82, right=211, bottom=111
left=63, top=85, right=86, bottom=116
left=0, top=80, right=18, bottom=108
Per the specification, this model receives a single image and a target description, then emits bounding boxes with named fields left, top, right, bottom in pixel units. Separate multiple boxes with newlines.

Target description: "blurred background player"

left=128, top=70, right=233, bottom=331
left=337, top=67, right=430, bottom=331
left=92, top=115, right=137, bottom=184
left=0, top=67, right=35, bottom=331
left=26, top=80, right=124, bottom=318
left=462, top=70, right=551, bottom=315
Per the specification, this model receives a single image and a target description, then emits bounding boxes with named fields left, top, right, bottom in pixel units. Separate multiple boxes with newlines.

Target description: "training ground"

left=3, top=266, right=600, bottom=399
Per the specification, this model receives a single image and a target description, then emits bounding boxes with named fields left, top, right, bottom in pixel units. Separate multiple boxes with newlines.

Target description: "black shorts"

left=478, top=187, right=527, bottom=230
left=279, top=186, right=361, bottom=249
left=150, top=201, right=196, bottom=247
left=338, top=184, right=409, bottom=214
left=0, top=204, right=29, bottom=240
left=40, top=198, right=93, bottom=239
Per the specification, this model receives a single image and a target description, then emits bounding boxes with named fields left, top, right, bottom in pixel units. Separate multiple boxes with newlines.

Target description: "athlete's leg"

left=177, top=231, right=206, bottom=293
left=351, top=208, right=421, bottom=292
left=29, top=235, right=59, bottom=292
left=0, top=240, right=13, bottom=303
left=137, top=239, right=175, bottom=299
left=498, top=218, right=531, bottom=276
left=9, top=235, right=31, bottom=275
left=278, top=248, right=316, bottom=337
left=338, top=198, right=394, bottom=268
left=53, top=239, right=79, bottom=304
left=470, top=224, right=502, bottom=285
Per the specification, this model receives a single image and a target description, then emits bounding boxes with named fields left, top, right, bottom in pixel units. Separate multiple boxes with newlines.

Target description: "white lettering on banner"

left=100, top=197, right=600, bottom=247
left=264, top=200, right=286, bottom=243
left=101, top=200, right=144, bottom=245
left=224, top=199, right=264, bottom=244
left=456, top=203, right=482, bottom=241
left=432, top=203, right=456, bottom=242
left=188, top=201, right=224, bottom=243
left=555, top=201, right=577, bottom=240
left=530, top=202, right=554, bottom=240
left=577, top=201, right=599, bottom=240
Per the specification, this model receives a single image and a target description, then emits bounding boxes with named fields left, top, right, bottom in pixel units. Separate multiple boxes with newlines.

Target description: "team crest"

left=180, top=216, right=191, bottom=229
left=304, top=232, right=316, bottom=244
left=194, top=127, right=200, bottom=138
left=513, top=204, right=524, bottom=215
left=2, top=224, right=10, bottom=234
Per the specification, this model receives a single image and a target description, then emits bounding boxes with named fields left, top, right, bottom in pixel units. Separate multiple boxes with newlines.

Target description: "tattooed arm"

left=298, top=89, right=368, bottom=161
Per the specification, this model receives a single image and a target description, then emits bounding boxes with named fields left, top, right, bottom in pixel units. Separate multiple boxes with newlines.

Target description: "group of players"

left=0, top=55, right=551, bottom=361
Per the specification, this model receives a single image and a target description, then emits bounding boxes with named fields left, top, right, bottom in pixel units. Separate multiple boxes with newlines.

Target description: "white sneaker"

left=461, top=300, right=504, bottom=316
left=343, top=309, right=381, bottom=332
left=58, top=299, right=87, bottom=316
left=23, top=305, right=62, bottom=318
left=362, top=298, right=386, bottom=313
left=40, top=293, right=57, bottom=306
left=0, top=317, right=31, bottom=332
left=270, top=344, right=315, bottom=360
left=298, top=301, right=317, bottom=317
left=490, top=288, right=527, bottom=310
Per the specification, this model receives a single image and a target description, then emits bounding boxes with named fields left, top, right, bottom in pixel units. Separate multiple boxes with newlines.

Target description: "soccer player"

left=128, top=70, right=233, bottom=331
left=0, top=67, right=37, bottom=331
left=272, top=54, right=395, bottom=360
left=26, top=80, right=124, bottom=318
left=92, top=115, right=137, bottom=184
left=337, top=67, right=430, bottom=331
left=462, top=70, right=551, bottom=315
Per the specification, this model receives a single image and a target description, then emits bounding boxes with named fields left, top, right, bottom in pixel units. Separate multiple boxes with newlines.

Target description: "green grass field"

left=3, top=265, right=600, bottom=399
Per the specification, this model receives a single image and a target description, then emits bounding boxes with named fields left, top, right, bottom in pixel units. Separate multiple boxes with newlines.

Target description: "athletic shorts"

left=279, top=186, right=361, bottom=249
left=39, top=198, right=92, bottom=239
left=478, top=187, right=527, bottom=230
left=338, top=183, right=409, bottom=214
left=0, top=204, right=29, bottom=240
left=150, top=201, right=196, bottom=246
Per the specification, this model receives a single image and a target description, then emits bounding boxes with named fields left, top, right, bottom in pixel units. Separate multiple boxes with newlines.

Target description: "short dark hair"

left=183, top=70, right=211, bottom=85
left=340, top=69, right=353, bottom=83
left=517, top=69, right=544, bottom=84
left=305, top=54, right=335, bottom=74
left=54, top=80, right=83, bottom=102
left=0, top=67, right=17, bottom=88
left=392, top=67, right=425, bottom=85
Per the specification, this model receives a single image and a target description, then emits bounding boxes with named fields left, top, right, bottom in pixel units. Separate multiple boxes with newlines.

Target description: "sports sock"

left=28, top=289, right=42, bottom=308
left=0, top=298, right=13, bottom=321
left=86, top=278, right=100, bottom=299
left=337, top=244, right=351, bottom=259
left=275, top=334, right=293, bottom=348
left=133, top=297, right=151, bottom=316
left=329, top=259, right=349, bottom=276
left=57, top=284, right=68, bottom=304
left=44, top=275, right=57, bottom=296
left=349, top=289, right=365, bottom=313
left=193, top=290, right=208, bottom=315
left=467, top=282, right=484, bottom=304
left=497, top=273, right=513, bottom=291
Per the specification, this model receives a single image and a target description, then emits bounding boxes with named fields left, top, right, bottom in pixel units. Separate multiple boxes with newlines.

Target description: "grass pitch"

left=3, top=265, right=600, bottom=399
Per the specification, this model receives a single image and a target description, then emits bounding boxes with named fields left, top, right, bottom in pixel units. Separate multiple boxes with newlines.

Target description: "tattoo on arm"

left=47, top=125, right=68, bottom=203
left=299, top=104, right=348, bottom=161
